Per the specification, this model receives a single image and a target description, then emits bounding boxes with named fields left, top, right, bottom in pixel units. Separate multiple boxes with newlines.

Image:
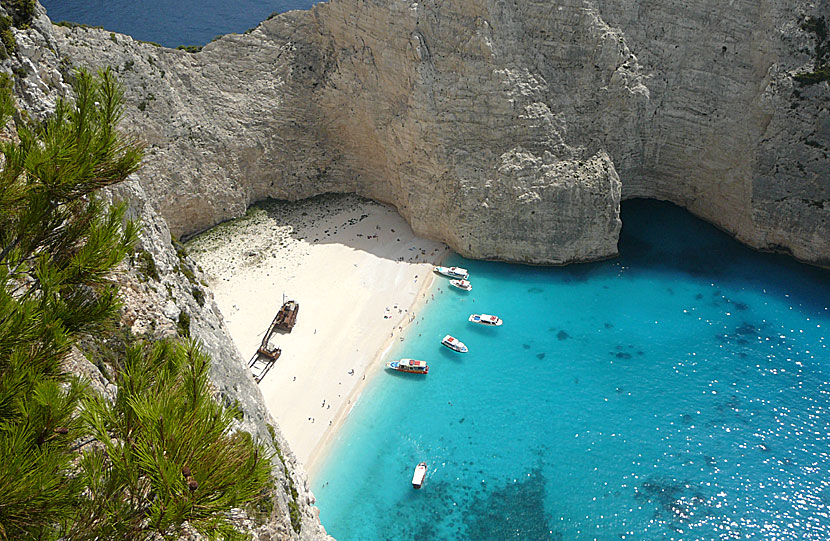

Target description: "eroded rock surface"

left=36, top=0, right=828, bottom=265
left=2, top=0, right=828, bottom=537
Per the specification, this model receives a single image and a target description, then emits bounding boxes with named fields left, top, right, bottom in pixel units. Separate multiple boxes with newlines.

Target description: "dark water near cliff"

left=314, top=200, right=830, bottom=540
left=41, top=0, right=321, bottom=48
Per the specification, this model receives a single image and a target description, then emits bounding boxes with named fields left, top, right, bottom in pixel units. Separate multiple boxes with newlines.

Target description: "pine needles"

left=73, top=340, right=272, bottom=539
left=0, top=69, right=273, bottom=539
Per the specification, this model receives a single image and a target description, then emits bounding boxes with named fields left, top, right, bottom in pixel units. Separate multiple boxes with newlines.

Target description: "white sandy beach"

left=186, top=195, right=448, bottom=475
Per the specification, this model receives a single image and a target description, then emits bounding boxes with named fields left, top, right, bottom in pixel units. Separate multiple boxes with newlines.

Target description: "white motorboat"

left=450, top=279, right=472, bottom=291
left=441, top=334, right=468, bottom=353
left=412, top=462, right=427, bottom=489
left=468, top=313, right=503, bottom=326
left=385, top=358, right=429, bottom=374
left=434, top=266, right=469, bottom=280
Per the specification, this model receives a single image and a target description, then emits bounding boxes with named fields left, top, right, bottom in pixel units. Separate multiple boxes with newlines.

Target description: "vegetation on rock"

left=0, top=15, right=15, bottom=58
left=53, top=20, right=104, bottom=31
left=177, top=309, right=192, bottom=338
left=177, top=45, right=203, bottom=54
left=795, top=16, right=830, bottom=85
left=0, top=68, right=272, bottom=539
left=136, top=249, right=160, bottom=281
left=1, top=0, right=35, bottom=29
left=73, top=339, right=272, bottom=539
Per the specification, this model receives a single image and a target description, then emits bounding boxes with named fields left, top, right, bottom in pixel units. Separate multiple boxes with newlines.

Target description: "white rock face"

left=2, top=0, right=827, bottom=538
left=39, top=0, right=829, bottom=265
left=596, top=0, right=830, bottom=266
left=1, top=6, right=333, bottom=539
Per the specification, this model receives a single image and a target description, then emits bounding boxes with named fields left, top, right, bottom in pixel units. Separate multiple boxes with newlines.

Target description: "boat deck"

left=249, top=301, right=299, bottom=383
left=272, top=300, right=300, bottom=332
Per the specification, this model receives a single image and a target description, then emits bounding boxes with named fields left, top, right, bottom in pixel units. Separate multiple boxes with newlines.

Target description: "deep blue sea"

left=41, top=0, right=321, bottom=48
left=313, top=200, right=830, bottom=540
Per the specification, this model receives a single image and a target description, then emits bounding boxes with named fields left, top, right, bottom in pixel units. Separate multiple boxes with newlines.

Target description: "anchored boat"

left=386, top=358, right=430, bottom=374
left=412, top=462, right=428, bottom=489
left=450, top=279, right=472, bottom=291
left=434, top=266, right=469, bottom=280
left=441, top=334, right=468, bottom=353
left=469, top=313, right=503, bottom=326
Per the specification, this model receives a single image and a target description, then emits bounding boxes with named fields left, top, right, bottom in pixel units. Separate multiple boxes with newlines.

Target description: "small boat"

left=386, top=358, right=429, bottom=374
left=434, top=266, right=469, bottom=280
left=450, top=279, right=472, bottom=291
left=412, top=462, right=427, bottom=489
left=468, top=313, right=503, bottom=326
left=441, top=334, right=468, bottom=353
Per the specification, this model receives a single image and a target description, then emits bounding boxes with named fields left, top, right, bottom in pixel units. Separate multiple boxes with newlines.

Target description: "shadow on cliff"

left=618, top=199, right=830, bottom=314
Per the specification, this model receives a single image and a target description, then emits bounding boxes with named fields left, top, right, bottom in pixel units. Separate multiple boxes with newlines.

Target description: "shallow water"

left=313, top=199, right=830, bottom=540
left=41, top=0, right=321, bottom=48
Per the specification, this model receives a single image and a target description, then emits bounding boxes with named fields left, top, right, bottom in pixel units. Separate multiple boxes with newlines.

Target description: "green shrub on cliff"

left=71, top=340, right=272, bottom=539
left=795, top=15, right=830, bottom=85
left=0, top=66, right=142, bottom=539
left=0, top=68, right=272, bottom=539
left=3, top=0, right=36, bottom=28
left=0, top=15, right=15, bottom=58
left=794, top=66, right=830, bottom=85
left=177, top=44, right=203, bottom=54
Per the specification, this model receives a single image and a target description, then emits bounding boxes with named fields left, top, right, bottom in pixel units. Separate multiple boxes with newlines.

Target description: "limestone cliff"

left=1, top=3, right=331, bottom=539
left=3, top=0, right=826, bottom=537
left=29, top=0, right=828, bottom=266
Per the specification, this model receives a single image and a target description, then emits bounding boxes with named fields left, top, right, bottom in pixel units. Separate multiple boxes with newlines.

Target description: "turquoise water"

left=313, top=200, right=830, bottom=540
left=41, top=0, right=321, bottom=48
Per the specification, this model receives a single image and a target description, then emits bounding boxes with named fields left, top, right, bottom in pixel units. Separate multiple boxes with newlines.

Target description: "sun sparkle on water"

left=314, top=199, right=830, bottom=540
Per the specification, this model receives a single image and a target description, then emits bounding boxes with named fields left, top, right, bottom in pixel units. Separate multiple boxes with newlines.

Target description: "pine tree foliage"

left=75, top=340, right=272, bottom=540
left=0, top=67, right=142, bottom=540
left=0, top=70, right=273, bottom=539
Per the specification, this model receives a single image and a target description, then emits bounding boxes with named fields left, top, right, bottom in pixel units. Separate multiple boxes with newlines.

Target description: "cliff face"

left=594, top=0, right=830, bottom=265
left=3, top=4, right=331, bottom=540
left=39, top=0, right=829, bottom=265
left=4, top=0, right=826, bottom=537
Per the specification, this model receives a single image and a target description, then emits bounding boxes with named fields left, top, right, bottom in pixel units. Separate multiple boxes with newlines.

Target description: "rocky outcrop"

left=1, top=4, right=331, bottom=539
left=32, top=0, right=828, bottom=266
left=107, top=181, right=332, bottom=541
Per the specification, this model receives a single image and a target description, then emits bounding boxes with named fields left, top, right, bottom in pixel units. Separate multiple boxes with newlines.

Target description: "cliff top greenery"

left=795, top=15, right=830, bottom=85
left=0, top=0, right=35, bottom=28
left=0, top=68, right=272, bottom=539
